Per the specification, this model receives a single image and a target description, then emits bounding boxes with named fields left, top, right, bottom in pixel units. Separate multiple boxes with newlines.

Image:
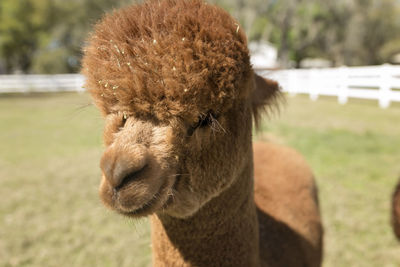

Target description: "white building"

left=392, top=53, right=400, bottom=64
left=249, top=41, right=278, bottom=69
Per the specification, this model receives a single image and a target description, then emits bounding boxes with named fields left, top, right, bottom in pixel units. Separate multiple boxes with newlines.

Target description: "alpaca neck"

left=151, top=159, right=260, bottom=267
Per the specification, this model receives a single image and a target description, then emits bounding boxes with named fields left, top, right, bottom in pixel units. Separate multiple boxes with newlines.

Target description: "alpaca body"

left=151, top=142, right=322, bottom=267
left=393, top=179, right=400, bottom=240
left=254, top=143, right=323, bottom=267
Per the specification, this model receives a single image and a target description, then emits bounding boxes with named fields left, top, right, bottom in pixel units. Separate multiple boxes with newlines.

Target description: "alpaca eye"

left=120, top=113, right=128, bottom=128
left=187, top=112, right=216, bottom=136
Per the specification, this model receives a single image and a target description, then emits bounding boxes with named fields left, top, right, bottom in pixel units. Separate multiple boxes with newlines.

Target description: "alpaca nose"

left=100, top=145, right=148, bottom=189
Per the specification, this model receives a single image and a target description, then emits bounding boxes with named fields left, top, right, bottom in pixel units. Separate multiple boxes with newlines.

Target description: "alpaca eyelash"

left=187, top=112, right=217, bottom=136
left=197, top=113, right=214, bottom=128
left=118, top=113, right=128, bottom=129
left=122, top=116, right=127, bottom=126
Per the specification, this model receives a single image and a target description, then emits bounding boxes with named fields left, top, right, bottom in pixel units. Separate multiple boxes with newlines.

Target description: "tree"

left=1, top=0, right=399, bottom=73
left=0, top=0, right=57, bottom=73
left=0, top=0, right=135, bottom=74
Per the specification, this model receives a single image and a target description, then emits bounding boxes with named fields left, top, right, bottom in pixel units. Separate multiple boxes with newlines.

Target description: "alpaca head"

left=82, top=0, right=279, bottom=218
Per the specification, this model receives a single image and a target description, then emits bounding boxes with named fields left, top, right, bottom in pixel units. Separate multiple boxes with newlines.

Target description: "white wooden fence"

left=0, top=74, right=85, bottom=93
left=256, top=64, right=400, bottom=108
left=1, top=64, right=400, bottom=108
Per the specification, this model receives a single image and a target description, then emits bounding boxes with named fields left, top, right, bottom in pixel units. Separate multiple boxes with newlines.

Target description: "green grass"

left=0, top=93, right=399, bottom=266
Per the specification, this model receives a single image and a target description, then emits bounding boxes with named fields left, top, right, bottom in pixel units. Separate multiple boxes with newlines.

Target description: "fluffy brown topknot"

left=82, top=0, right=252, bottom=124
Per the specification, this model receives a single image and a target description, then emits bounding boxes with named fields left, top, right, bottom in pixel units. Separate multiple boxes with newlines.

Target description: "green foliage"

left=258, top=0, right=400, bottom=67
left=0, top=0, right=399, bottom=73
left=249, top=17, right=270, bottom=41
left=0, top=0, right=134, bottom=74
left=380, top=38, right=400, bottom=63
left=31, top=48, right=74, bottom=74
left=0, top=0, right=56, bottom=72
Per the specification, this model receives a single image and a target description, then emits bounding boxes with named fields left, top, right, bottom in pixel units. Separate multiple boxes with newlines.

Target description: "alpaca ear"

left=251, top=73, right=282, bottom=129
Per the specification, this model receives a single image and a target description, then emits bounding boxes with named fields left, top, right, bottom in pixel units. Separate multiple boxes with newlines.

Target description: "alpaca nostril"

left=115, top=164, right=148, bottom=191
left=100, top=144, right=149, bottom=189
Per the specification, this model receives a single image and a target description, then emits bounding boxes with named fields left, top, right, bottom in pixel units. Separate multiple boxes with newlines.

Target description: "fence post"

left=309, top=69, right=319, bottom=101
left=76, top=75, right=85, bottom=93
left=287, top=70, right=296, bottom=96
left=338, top=66, right=348, bottom=105
left=379, top=64, right=391, bottom=109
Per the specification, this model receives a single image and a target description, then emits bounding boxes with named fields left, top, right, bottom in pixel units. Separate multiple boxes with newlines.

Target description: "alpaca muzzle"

left=100, top=144, right=148, bottom=190
left=98, top=139, right=175, bottom=216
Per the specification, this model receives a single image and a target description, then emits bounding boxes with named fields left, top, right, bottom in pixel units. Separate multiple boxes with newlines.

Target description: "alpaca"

left=81, top=0, right=323, bottom=266
left=393, top=178, right=400, bottom=240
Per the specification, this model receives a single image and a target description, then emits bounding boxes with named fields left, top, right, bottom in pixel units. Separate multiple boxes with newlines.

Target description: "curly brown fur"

left=392, top=178, right=400, bottom=240
left=82, top=1, right=322, bottom=266
left=82, top=0, right=251, bottom=124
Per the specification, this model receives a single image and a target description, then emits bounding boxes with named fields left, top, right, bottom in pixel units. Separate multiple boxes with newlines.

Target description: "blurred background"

left=1, top=0, right=400, bottom=73
left=0, top=0, right=399, bottom=266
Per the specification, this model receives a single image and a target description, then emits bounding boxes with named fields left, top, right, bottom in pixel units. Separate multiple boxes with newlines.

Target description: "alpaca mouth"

left=114, top=175, right=177, bottom=217
left=120, top=193, right=161, bottom=216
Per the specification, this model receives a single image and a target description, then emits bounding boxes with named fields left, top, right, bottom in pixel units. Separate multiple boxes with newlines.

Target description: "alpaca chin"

left=162, top=189, right=202, bottom=219
left=99, top=168, right=176, bottom=217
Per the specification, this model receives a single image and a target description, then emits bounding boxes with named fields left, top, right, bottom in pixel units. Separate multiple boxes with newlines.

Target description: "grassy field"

left=0, top=92, right=399, bottom=267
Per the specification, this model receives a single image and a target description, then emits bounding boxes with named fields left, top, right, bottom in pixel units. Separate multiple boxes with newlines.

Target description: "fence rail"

left=1, top=64, right=400, bottom=108
left=256, top=64, right=400, bottom=108
left=0, top=74, right=84, bottom=93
